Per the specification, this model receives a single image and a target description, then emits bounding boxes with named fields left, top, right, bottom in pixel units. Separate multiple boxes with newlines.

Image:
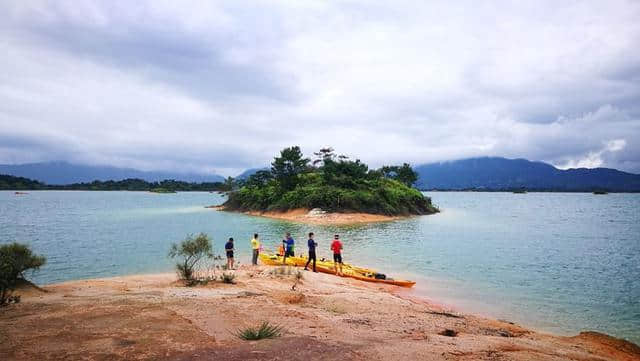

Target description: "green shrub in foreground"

left=235, top=321, right=285, bottom=340
left=168, top=233, right=213, bottom=284
left=0, top=242, right=46, bottom=306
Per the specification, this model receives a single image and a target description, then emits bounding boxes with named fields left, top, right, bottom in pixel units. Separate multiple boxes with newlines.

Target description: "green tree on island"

left=271, top=146, right=310, bottom=192
left=224, top=146, right=438, bottom=216
left=381, top=163, right=419, bottom=186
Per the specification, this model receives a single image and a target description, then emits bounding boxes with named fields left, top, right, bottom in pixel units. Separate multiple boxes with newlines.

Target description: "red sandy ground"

left=1, top=268, right=638, bottom=361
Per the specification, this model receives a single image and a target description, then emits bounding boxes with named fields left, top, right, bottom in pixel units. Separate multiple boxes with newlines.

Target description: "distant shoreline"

left=421, top=189, right=640, bottom=193
left=3, top=189, right=640, bottom=193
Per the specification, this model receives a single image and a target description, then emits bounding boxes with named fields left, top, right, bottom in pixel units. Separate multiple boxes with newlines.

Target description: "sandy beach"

left=211, top=206, right=404, bottom=225
left=2, top=266, right=638, bottom=361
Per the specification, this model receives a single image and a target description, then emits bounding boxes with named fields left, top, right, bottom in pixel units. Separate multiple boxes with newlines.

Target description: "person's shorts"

left=333, top=253, right=342, bottom=263
left=284, top=249, right=294, bottom=257
left=226, top=250, right=234, bottom=259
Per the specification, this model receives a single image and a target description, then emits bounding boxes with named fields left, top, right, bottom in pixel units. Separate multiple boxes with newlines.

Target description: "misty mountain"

left=414, top=157, right=640, bottom=191
left=0, top=161, right=225, bottom=185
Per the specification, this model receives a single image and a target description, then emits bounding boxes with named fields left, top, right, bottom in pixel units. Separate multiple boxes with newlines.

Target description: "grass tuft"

left=235, top=321, right=285, bottom=340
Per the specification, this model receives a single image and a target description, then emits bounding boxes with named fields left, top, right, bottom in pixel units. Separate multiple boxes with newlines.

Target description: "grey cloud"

left=5, top=2, right=294, bottom=103
left=0, top=0, right=639, bottom=175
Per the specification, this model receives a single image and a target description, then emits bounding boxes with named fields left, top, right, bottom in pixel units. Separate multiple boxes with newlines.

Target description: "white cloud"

left=0, top=0, right=639, bottom=176
left=558, top=139, right=627, bottom=169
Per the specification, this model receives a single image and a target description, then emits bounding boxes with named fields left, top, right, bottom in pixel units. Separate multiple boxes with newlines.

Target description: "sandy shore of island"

left=209, top=206, right=404, bottom=225
left=2, top=267, right=639, bottom=361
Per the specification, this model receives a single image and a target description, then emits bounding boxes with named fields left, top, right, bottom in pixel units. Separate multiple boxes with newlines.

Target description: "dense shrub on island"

left=0, top=242, right=46, bottom=306
left=224, top=147, right=438, bottom=216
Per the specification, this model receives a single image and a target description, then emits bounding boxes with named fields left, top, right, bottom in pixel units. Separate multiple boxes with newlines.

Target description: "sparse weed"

left=234, top=321, right=285, bottom=340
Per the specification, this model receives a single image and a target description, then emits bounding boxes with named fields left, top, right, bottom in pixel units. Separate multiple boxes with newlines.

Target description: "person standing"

left=250, top=233, right=260, bottom=265
left=282, top=232, right=295, bottom=264
left=225, top=237, right=235, bottom=270
left=330, top=234, right=343, bottom=276
left=304, top=232, right=317, bottom=272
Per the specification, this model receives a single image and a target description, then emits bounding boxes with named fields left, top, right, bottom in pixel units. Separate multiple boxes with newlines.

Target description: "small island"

left=220, top=147, right=438, bottom=223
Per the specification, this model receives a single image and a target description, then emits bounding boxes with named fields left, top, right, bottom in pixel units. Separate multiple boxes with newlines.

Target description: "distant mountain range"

left=232, top=157, right=640, bottom=192
left=0, top=161, right=224, bottom=185
left=414, top=157, right=640, bottom=192
left=2, top=158, right=639, bottom=191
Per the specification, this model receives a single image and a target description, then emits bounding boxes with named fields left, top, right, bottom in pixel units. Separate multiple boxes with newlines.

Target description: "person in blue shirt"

left=282, top=232, right=295, bottom=264
left=304, top=232, right=317, bottom=272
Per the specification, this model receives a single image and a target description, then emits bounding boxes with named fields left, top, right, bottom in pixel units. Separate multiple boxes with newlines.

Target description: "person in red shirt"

left=330, top=234, right=343, bottom=276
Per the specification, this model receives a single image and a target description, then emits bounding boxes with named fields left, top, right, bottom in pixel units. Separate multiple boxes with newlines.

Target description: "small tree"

left=396, top=163, right=418, bottom=186
left=168, top=233, right=213, bottom=283
left=271, top=146, right=310, bottom=192
left=0, top=242, right=46, bottom=306
left=312, top=147, right=336, bottom=167
left=246, top=170, right=274, bottom=188
left=380, top=163, right=418, bottom=186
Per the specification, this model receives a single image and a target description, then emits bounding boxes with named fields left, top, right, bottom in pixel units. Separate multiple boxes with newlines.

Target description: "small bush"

left=0, top=242, right=46, bottom=306
left=168, top=233, right=213, bottom=283
left=235, top=321, right=285, bottom=340
left=221, top=272, right=236, bottom=284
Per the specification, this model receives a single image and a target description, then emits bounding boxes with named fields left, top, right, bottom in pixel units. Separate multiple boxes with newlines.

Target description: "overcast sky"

left=1, top=1, right=639, bottom=176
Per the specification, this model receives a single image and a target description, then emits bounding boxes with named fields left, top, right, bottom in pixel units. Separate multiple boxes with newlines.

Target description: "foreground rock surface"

left=1, top=267, right=639, bottom=361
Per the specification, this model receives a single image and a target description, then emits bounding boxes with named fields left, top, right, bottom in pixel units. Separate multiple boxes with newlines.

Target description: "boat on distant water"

left=512, top=189, right=527, bottom=194
left=593, top=190, right=608, bottom=195
left=14, top=191, right=29, bottom=195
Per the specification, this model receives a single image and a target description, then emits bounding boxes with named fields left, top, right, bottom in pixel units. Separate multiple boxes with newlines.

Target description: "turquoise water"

left=1, top=191, right=638, bottom=343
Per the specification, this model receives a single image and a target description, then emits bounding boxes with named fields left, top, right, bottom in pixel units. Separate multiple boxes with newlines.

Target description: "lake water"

left=1, top=191, right=638, bottom=343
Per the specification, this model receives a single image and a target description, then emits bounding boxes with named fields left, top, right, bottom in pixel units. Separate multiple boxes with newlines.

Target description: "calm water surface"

left=1, top=191, right=638, bottom=343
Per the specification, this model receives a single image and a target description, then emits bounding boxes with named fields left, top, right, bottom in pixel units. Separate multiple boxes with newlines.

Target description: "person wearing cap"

left=330, top=234, right=343, bottom=276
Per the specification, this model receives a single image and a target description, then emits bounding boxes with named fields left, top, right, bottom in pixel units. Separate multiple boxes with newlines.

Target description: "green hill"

left=0, top=174, right=46, bottom=190
left=224, top=147, right=438, bottom=216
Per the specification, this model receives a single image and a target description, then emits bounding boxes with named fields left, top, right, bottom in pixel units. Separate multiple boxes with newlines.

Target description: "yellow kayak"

left=258, top=253, right=416, bottom=288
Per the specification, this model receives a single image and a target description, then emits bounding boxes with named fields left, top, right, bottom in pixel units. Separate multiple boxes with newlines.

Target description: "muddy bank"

left=1, top=268, right=639, bottom=361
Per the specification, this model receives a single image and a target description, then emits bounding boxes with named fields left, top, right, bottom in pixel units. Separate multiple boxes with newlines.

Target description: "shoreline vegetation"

left=222, top=146, right=439, bottom=217
left=2, top=173, right=638, bottom=194
left=3, top=270, right=639, bottom=360
left=0, top=174, right=233, bottom=192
